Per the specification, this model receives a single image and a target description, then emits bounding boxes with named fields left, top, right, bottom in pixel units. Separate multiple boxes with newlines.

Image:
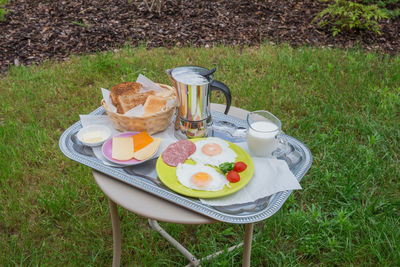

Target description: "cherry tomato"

left=234, top=161, right=247, bottom=173
left=227, top=170, right=240, bottom=183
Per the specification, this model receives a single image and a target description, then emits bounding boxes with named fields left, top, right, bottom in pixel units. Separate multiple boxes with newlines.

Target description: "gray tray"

left=59, top=106, right=312, bottom=224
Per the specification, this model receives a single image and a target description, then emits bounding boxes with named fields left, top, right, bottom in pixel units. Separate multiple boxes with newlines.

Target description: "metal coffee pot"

left=166, top=66, right=231, bottom=139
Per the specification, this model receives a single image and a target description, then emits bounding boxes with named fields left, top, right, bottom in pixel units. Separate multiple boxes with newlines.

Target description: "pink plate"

left=102, top=132, right=156, bottom=166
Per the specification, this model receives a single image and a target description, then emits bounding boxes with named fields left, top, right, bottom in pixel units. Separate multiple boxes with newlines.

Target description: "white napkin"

left=101, top=88, right=117, bottom=113
left=137, top=74, right=164, bottom=94
left=152, top=124, right=178, bottom=157
left=199, top=142, right=302, bottom=206
left=124, top=104, right=144, bottom=117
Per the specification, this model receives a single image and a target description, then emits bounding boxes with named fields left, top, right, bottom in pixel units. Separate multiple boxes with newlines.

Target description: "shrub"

left=362, top=0, right=400, bottom=19
left=314, top=0, right=389, bottom=36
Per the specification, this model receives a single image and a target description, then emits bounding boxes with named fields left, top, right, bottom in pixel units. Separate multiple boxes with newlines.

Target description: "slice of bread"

left=110, top=82, right=142, bottom=107
left=116, top=91, right=155, bottom=114
left=143, top=95, right=168, bottom=116
left=155, top=88, right=173, bottom=97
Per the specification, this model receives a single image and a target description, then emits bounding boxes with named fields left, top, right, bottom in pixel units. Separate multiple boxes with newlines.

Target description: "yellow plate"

left=156, top=138, right=254, bottom=198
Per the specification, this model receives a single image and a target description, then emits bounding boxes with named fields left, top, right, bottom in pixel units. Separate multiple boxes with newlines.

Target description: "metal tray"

left=59, top=106, right=312, bottom=224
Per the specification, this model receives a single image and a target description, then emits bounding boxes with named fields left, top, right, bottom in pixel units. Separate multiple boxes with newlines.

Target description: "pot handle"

left=210, top=80, right=232, bottom=115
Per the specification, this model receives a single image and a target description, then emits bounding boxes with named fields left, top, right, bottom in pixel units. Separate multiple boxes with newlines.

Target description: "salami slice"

left=161, top=140, right=196, bottom=167
left=181, top=140, right=196, bottom=156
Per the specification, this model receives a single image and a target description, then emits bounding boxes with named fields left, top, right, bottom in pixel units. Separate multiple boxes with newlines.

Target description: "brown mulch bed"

left=1, top=0, right=399, bottom=74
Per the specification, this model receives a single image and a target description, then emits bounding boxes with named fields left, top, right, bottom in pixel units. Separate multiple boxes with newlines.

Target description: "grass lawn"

left=0, top=44, right=399, bottom=266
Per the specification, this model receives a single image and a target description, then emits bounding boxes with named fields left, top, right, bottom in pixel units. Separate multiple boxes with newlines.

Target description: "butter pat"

left=82, top=131, right=104, bottom=143
left=112, top=137, right=135, bottom=161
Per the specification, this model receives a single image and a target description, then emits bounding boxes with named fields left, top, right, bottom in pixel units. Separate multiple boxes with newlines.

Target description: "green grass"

left=0, top=0, right=8, bottom=21
left=0, top=44, right=399, bottom=266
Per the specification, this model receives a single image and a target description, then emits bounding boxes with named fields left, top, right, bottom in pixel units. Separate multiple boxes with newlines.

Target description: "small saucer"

left=77, top=125, right=111, bottom=147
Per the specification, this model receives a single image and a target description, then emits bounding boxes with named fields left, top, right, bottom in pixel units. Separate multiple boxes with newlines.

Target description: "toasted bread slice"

left=117, top=91, right=155, bottom=114
left=143, top=95, right=168, bottom=116
left=155, top=88, right=173, bottom=97
left=110, top=82, right=142, bottom=106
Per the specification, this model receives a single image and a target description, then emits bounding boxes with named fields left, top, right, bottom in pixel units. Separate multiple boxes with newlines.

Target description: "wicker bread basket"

left=102, top=83, right=177, bottom=134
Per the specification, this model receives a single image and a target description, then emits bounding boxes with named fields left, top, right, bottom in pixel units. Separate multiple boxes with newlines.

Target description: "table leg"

left=148, top=219, right=199, bottom=266
left=242, top=223, right=254, bottom=267
left=108, top=198, right=121, bottom=267
left=147, top=219, right=256, bottom=266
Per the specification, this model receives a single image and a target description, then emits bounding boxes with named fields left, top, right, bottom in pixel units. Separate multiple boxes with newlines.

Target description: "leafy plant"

left=363, top=0, right=400, bottom=18
left=314, top=0, right=389, bottom=36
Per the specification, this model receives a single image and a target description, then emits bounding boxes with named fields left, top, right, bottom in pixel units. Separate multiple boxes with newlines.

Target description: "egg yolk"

left=191, top=172, right=212, bottom=188
left=201, top=143, right=222, bottom=156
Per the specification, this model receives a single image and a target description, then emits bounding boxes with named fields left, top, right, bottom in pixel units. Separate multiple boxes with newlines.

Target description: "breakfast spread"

left=63, top=68, right=307, bottom=211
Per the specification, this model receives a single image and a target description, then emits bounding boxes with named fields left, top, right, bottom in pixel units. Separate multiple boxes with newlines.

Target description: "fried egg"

left=176, top=163, right=229, bottom=191
left=189, top=137, right=237, bottom=167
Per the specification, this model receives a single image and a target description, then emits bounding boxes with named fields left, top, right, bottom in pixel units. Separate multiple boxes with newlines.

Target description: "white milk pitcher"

left=246, top=110, right=288, bottom=157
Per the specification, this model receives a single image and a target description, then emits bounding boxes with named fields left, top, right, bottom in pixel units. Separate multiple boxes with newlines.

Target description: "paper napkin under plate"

left=199, top=142, right=302, bottom=206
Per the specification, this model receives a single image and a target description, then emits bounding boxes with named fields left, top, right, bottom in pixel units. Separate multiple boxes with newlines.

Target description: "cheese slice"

left=112, top=137, right=135, bottom=161
left=132, top=138, right=161, bottom=161
left=131, top=131, right=154, bottom=152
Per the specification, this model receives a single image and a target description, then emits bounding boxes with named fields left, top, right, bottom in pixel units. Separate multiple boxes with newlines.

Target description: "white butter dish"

left=77, top=125, right=111, bottom=147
